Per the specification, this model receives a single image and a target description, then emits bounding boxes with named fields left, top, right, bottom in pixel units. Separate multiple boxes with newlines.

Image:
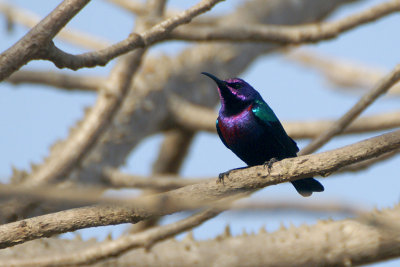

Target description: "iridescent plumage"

left=203, top=72, right=324, bottom=197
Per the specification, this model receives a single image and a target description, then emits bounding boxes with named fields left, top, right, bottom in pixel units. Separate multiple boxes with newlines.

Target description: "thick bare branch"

left=6, top=70, right=102, bottom=91
left=0, top=0, right=222, bottom=77
left=168, top=0, right=400, bottom=44
left=0, top=202, right=364, bottom=266
left=39, top=0, right=223, bottom=70
left=0, top=130, right=398, bottom=249
left=24, top=49, right=145, bottom=186
left=0, top=2, right=109, bottom=50
left=0, top=181, right=366, bottom=218
left=59, top=0, right=356, bottom=186
left=5, top=209, right=221, bottom=267
left=4, top=0, right=358, bottom=222
left=1, top=205, right=400, bottom=266
left=0, top=0, right=91, bottom=81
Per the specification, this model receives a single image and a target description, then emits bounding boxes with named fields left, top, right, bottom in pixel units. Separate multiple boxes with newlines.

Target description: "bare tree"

left=0, top=0, right=400, bottom=266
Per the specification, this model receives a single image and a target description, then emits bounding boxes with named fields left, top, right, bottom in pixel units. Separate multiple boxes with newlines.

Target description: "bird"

left=202, top=72, right=324, bottom=197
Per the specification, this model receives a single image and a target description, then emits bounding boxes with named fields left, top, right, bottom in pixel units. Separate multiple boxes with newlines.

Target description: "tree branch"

left=287, top=49, right=400, bottom=95
left=4, top=0, right=359, bottom=221
left=1, top=205, right=400, bottom=266
left=6, top=70, right=102, bottom=91
left=36, top=0, right=223, bottom=70
left=4, top=209, right=221, bottom=266
left=0, top=130, right=398, bottom=249
left=39, top=0, right=355, bottom=189
left=338, top=148, right=400, bottom=173
left=103, top=169, right=204, bottom=190
left=168, top=0, right=400, bottom=44
left=0, top=0, right=91, bottom=81
left=299, top=64, right=400, bottom=155
left=0, top=1, right=109, bottom=50
left=152, top=129, right=196, bottom=174
left=24, top=49, right=145, bottom=186
left=169, top=96, right=400, bottom=139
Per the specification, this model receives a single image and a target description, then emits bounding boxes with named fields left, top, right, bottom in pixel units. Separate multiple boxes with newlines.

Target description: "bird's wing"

left=251, top=100, right=299, bottom=155
left=216, top=118, right=230, bottom=149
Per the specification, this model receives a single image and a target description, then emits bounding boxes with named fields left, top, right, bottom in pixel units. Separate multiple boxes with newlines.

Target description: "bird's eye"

left=230, top=83, right=241, bottom=89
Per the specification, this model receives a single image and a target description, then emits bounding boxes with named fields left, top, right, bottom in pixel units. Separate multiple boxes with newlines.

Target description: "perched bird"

left=202, top=72, right=324, bottom=197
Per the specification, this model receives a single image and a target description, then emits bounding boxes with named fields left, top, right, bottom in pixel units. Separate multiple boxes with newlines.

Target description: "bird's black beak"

left=201, top=72, right=227, bottom=90
left=202, top=72, right=234, bottom=104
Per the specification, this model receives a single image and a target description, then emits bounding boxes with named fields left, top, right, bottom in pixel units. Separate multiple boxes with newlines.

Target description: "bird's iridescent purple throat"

left=202, top=72, right=324, bottom=197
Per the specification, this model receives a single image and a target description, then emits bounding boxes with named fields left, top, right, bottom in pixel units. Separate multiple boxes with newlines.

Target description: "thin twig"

left=299, top=64, right=400, bottom=155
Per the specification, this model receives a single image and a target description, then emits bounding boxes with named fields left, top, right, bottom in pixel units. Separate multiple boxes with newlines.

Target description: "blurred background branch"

left=0, top=0, right=399, bottom=266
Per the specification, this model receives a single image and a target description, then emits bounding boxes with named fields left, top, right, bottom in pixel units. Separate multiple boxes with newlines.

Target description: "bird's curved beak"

left=201, top=72, right=229, bottom=92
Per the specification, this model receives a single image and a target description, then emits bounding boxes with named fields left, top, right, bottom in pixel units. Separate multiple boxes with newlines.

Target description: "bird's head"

left=202, top=72, right=260, bottom=115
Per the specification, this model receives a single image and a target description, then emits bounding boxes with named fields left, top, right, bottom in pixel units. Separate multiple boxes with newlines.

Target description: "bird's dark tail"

left=291, top=178, right=324, bottom=197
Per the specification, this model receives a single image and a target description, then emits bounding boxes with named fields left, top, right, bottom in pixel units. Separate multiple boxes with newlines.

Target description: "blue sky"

left=1, top=0, right=399, bottom=265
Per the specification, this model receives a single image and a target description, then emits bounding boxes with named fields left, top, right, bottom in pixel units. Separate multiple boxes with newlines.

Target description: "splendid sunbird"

left=202, top=72, right=324, bottom=197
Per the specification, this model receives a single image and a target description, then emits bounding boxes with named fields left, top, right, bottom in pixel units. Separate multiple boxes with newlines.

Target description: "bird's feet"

left=217, top=167, right=247, bottom=184
left=263, top=158, right=279, bottom=175
left=218, top=171, right=230, bottom=184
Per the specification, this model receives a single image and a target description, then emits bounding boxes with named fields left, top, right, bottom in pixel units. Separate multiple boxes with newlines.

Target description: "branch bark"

left=0, top=0, right=91, bottom=81
left=0, top=2, right=109, bottom=50
left=168, top=0, right=400, bottom=44
left=0, top=130, right=398, bottom=249
left=32, top=0, right=352, bottom=188
left=23, top=0, right=222, bottom=186
left=6, top=70, right=102, bottom=91
left=4, top=0, right=359, bottom=222
left=1, top=205, right=400, bottom=266
left=3, top=209, right=221, bottom=267
left=29, top=0, right=223, bottom=71
left=299, top=64, right=400, bottom=155
left=288, top=49, right=400, bottom=95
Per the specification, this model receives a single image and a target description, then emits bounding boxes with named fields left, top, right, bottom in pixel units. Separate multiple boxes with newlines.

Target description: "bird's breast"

left=218, top=106, right=263, bottom=147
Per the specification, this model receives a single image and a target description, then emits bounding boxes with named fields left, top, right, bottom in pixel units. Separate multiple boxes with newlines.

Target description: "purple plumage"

left=203, top=72, right=324, bottom=197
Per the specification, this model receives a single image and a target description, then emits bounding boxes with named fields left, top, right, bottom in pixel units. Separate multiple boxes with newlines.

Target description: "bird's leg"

left=263, top=157, right=279, bottom=175
left=218, top=167, right=248, bottom=184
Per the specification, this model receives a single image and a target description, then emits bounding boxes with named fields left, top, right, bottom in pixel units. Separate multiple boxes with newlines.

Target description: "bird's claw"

left=263, top=158, right=278, bottom=175
left=217, top=171, right=230, bottom=184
